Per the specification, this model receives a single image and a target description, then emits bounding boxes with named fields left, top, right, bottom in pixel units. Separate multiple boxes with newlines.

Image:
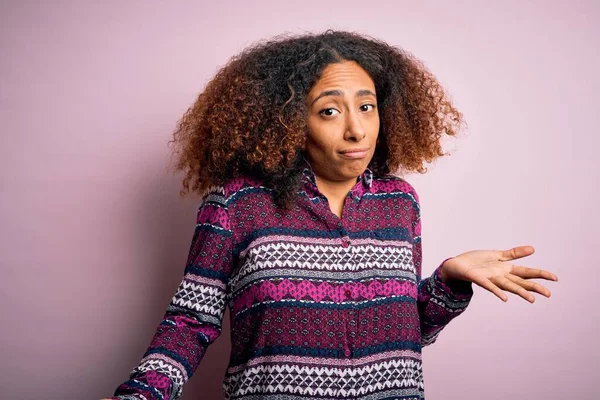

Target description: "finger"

left=510, top=265, right=558, bottom=281
left=471, top=276, right=508, bottom=302
left=490, top=275, right=535, bottom=303
left=498, top=245, right=535, bottom=262
left=504, top=273, right=552, bottom=298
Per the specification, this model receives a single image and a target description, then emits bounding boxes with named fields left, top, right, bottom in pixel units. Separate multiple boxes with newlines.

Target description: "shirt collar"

left=362, top=168, right=374, bottom=189
left=301, top=165, right=373, bottom=198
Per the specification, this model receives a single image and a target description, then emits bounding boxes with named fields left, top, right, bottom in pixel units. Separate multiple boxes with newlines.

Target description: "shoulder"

left=195, top=177, right=268, bottom=228
left=370, top=174, right=421, bottom=209
left=200, top=176, right=274, bottom=210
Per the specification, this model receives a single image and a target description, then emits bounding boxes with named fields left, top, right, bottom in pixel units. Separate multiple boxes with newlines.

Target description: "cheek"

left=306, top=124, right=337, bottom=154
left=306, top=135, right=333, bottom=158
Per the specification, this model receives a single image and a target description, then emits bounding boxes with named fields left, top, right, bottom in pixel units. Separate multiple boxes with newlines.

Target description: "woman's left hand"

left=440, top=245, right=558, bottom=303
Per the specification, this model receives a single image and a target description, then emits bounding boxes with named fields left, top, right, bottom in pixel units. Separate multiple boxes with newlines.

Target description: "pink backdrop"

left=1, top=1, right=598, bottom=399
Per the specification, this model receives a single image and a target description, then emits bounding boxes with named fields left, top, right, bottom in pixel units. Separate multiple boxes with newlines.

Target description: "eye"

left=319, top=108, right=340, bottom=117
left=360, top=104, right=376, bottom=112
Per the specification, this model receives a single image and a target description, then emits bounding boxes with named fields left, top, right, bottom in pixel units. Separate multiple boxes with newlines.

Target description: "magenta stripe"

left=234, top=279, right=417, bottom=310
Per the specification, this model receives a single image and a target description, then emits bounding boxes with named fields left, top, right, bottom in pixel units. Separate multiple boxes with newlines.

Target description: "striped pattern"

left=110, top=168, right=473, bottom=400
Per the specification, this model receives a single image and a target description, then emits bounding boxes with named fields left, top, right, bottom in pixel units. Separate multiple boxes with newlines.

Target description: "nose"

left=344, top=110, right=366, bottom=142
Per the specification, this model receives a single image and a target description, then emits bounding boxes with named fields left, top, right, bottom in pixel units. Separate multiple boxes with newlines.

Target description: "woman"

left=104, top=30, right=557, bottom=400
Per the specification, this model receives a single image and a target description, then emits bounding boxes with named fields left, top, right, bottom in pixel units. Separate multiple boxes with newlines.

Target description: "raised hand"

left=440, top=245, right=558, bottom=303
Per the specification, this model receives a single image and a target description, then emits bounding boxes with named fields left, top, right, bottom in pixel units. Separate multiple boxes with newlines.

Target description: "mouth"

left=339, top=147, right=370, bottom=159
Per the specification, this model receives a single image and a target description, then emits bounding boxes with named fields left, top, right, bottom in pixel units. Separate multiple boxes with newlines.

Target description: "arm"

left=409, top=188, right=474, bottom=347
left=108, top=189, right=233, bottom=400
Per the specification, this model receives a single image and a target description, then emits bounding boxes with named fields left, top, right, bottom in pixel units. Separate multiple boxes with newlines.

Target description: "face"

left=305, top=60, right=380, bottom=186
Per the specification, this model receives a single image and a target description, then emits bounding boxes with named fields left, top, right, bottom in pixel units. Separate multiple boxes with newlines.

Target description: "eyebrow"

left=310, top=89, right=376, bottom=106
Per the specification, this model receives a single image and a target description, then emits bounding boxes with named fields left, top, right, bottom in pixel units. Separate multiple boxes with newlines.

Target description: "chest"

left=227, top=193, right=417, bottom=310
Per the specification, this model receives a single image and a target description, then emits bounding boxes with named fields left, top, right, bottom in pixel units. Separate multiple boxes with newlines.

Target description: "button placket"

left=341, top=236, right=351, bottom=248
left=344, top=288, right=352, bottom=299
left=345, top=211, right=358, bottom=358
left=338, top=209, right=355, bottom=359
left=347, top=282, right=357, bottom=359
left=341, top=280, right=355, bottom=358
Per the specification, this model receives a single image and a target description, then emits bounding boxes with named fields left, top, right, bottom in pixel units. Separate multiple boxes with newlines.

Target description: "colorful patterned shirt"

left=109, top=168, right=473, bottom=400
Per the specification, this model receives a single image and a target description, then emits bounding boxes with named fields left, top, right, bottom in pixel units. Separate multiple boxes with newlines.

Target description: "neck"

left=314, top=175, right=358, bottom=201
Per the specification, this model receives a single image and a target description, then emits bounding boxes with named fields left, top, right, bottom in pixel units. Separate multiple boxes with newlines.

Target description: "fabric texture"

left=109, top=168, right=473, bottom=400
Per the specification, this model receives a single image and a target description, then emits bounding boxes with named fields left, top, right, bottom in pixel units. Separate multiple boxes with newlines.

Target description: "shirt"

left=109, top=167, right=473, bottom=400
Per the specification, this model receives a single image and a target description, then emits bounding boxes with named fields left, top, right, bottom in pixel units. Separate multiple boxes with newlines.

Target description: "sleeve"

left=108, top=189, right=234, bottom=400
left=409, top=187, right=474, bottom=347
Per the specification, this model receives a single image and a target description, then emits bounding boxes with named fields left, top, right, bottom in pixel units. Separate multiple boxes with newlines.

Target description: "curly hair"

left=170, top=30, right=464, bottom=208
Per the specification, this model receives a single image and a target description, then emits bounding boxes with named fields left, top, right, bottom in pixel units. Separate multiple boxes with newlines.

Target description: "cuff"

left=432, top=260, right=474, bottom=300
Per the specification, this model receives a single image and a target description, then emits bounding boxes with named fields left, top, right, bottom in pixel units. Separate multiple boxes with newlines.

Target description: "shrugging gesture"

left=441, top=245, right=558, bottom=303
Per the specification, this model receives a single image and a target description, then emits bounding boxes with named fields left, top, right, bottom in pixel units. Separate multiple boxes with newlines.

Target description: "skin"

left=304, top=61, right=558, bottom=302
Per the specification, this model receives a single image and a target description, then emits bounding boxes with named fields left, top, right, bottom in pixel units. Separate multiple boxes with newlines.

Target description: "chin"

left=349, top=159, right=370, bottom=171
left=340, top=164, right=367, bottom=179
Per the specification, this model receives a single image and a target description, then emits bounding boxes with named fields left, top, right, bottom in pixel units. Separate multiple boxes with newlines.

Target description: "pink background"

left=1, top=1, right=598, bottom=399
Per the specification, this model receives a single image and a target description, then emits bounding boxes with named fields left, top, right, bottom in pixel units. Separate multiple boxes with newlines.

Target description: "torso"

left=219, top=170, right=426, bottom=399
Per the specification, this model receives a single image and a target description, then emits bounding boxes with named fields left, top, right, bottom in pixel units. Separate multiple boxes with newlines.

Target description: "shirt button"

left=345, top=289, right=352, bottom=298
left=344, top=349, right=351, bottom=357
left=341, top=236, right=350, bottom=247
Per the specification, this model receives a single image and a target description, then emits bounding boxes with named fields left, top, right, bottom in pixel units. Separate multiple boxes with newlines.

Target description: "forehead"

left=308, top=61, right=375, bottom=97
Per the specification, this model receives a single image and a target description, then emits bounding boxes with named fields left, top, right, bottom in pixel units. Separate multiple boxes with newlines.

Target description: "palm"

left=441, top=245, right=558, bottom=303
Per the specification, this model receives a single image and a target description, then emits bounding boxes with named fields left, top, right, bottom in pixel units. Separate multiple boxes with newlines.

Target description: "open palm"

left=441, top=245, right=558, bottom=303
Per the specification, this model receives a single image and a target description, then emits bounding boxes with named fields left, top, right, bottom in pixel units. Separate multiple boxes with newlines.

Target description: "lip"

left=339, top=147, right=370, bottom=159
